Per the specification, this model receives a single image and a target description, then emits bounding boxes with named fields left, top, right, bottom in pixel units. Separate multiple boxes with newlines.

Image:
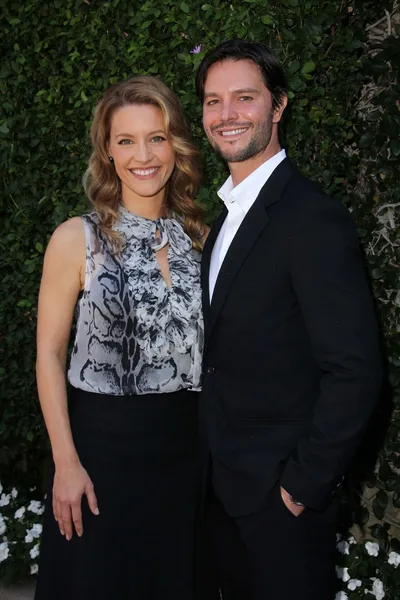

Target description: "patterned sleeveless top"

left=68, top=206, right=204, bottom=395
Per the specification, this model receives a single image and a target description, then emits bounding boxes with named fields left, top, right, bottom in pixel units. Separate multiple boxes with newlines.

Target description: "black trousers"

left=203, top=483, right=338, bottom=600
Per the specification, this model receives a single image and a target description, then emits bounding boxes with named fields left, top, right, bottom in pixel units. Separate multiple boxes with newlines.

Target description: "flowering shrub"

left=336, top=534, right=400, bottom=599
left=2, top=475, right=400, bottom=597
left=0, top=481, right=44, bottom=583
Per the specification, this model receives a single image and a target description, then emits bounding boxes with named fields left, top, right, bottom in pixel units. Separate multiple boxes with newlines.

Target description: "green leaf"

left=261, top=15, right=273, bottom=25
left=366, top=110, right=381, bottom=122
left=391, top=139, right=400, bottom=157
left=288, top=60, right=300, bottom=75
left=35, top=243, right=44, bottom=253
left=376, top=490, right=388, bottom=508
left=359, top=131, right=374, bottom=149
left=180, top=1, right=189, bottom=13
left=302, top=61, right=316, bottom=74
left=371, top=267, right=384, bottom=280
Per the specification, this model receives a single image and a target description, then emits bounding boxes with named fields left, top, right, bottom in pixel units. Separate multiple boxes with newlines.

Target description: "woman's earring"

left=108, top=156, right=114, bottom=162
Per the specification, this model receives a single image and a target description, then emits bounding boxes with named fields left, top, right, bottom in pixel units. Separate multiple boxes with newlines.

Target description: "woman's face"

left=108, top=103, right=175, bottom=206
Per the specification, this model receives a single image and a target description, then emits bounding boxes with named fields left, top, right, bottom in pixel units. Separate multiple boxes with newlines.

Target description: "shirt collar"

left=218, top=149, right=286, bottom=214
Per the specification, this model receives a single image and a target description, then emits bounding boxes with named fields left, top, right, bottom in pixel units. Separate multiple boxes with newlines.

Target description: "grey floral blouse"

left=68, top=206, right=203, bottom=395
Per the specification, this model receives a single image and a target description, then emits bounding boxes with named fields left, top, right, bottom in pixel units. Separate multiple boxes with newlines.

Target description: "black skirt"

left=35, top=386, right=200, bottom=600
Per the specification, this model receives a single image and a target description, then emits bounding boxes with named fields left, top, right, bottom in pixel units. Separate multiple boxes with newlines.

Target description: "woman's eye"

left=151, top=136, right=166, bottom=143
left=118, top=139, right=132, bottom=145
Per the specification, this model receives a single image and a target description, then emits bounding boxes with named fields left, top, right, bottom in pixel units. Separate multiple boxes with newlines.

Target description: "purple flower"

left=190, top=44, right=202, bottom=54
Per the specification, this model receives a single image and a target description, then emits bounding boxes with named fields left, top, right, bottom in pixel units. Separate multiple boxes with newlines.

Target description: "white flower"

left=25, top=523, right=42, bottom=543
left=0, top=541, right=10, bottom=563
left=337, top=540, right=350, bottom=555
left=336, top=533, right=343, bottom=542
left=11, top=488, right=18, bottom=499
left=336, top=566, right=350, bottom=582
left=388, top=551, right=400, bottom=567
left=30, top=544, right=40, bottom=559
left=14, top=506, right=26, bottom=520
left=32, top=523, right=42, bottom=535
left=365, top=542, right=380, bottom=557
left=30, top=563, right=38, bottom=575
left=366, top=578, right=385, bottom=600
left=0, top=493, right=11, bottom=507
left=348, top=579, right=362, bottom=591
left=335, top=592, right=348, bottom=600
left=28, top=501, right=45, bottom=515
left=0, top=482, right=3, bottom=495
left=0, top=515, right=6, bottom=536
left=348, top=536, right=357, bottom=544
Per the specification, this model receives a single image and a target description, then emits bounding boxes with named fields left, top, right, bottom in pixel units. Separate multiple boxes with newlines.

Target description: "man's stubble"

left=207, top=110, right=274, bottom=164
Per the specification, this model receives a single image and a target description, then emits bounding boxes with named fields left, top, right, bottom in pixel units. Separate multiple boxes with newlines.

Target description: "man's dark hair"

left=195, top=39, right=288, bottom=110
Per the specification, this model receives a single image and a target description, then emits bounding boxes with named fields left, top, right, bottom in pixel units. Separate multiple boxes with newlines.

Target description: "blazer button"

left=207, top=366, right=215, bottom=374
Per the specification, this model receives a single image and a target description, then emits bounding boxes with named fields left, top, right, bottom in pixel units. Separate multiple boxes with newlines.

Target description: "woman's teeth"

left=130, top=167, right=159, bottom=175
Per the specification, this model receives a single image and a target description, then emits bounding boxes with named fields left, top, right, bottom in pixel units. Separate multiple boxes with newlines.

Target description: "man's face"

left=202, top=59, right=285, bottom=163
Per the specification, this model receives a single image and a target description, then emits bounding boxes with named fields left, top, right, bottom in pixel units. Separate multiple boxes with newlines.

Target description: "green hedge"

left=1, top=0, right=399, bottom=591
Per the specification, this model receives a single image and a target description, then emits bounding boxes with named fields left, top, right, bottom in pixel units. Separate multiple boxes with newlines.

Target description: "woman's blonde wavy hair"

left=83, top=76, right=205, bottom=251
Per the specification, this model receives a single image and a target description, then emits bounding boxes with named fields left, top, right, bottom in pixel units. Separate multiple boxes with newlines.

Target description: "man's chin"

left=215, top=147, right=253, bottom=163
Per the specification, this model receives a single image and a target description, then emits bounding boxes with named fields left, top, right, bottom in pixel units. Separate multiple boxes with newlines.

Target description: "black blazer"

left=200, top=158, right=382, bottom=517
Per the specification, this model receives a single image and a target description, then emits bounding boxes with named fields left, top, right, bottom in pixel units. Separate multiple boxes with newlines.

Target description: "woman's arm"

left=36, top=217, right=99, bottom=541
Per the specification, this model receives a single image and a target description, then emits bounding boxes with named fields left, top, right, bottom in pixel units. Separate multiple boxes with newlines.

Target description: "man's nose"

left=220, top=100, right=238, bottom=123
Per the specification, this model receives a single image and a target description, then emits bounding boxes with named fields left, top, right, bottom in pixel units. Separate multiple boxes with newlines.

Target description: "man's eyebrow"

left=204, top=87, right=259, bottom=99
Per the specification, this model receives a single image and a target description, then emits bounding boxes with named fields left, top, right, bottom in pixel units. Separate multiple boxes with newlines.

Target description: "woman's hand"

left=53, top=461, right=99, bottom=540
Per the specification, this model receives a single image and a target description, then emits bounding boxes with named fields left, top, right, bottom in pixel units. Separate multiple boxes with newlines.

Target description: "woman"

left=35, top=76, right=206, bottom=600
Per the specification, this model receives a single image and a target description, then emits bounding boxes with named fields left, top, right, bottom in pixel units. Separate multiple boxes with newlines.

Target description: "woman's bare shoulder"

left=45, top=217, right=85, bottom=267
left=47, top=216, right=84, bottom=251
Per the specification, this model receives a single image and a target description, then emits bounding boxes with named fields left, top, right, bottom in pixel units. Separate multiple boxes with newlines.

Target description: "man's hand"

left=280, top=486, right=305, bottom=517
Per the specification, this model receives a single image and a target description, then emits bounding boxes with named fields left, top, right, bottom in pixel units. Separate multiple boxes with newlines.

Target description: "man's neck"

left=229, top=142, right=282, bottom=188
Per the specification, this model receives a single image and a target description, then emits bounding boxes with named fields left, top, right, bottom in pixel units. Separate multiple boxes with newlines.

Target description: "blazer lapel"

left=206, top=158, right=296, bottom=341
left=207, top=200, right=269, bottom=339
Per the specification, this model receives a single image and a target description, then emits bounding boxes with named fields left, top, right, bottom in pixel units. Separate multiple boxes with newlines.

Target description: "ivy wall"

left=0, top=0, right=399, bottom=593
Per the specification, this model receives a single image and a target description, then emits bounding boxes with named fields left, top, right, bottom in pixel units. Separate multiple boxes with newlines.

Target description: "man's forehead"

left=204, top=59, right=264, bottom=91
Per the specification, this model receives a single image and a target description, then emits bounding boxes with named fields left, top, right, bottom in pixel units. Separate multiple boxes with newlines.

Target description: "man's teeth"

left=220, top=128, right=248, bottom=137
left=131, top=167, right=158, bottom=175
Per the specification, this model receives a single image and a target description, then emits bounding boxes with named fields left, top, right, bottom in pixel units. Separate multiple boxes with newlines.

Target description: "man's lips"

left=212, top=127, right=250, bottom=138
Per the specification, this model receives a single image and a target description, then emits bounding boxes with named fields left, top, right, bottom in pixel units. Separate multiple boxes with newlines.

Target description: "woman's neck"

left=122, top=192, right=165, bottom=221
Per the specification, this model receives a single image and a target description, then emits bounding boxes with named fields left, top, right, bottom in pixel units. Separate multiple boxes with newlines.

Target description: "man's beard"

left=208, top=113, right=273, bottom=163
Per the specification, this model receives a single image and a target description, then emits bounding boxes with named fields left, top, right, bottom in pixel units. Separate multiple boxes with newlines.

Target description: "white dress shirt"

left=209, top=149, right=286, bottom=300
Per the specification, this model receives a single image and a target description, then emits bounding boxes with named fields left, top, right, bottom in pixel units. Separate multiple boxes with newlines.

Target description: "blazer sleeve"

left=280, top=194, right=383, bottom=510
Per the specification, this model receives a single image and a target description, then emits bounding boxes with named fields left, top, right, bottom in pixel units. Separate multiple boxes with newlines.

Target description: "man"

left=196, top=39, right=382, bottom=600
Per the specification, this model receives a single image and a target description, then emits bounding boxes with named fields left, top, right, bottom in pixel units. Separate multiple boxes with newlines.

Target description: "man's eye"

left=118, top=139, right=132, bottom=145
left=206, top=99, right=219, bottom=106
left=239, top=96, right=252, bottom=102
left=151, top=136, right=166, bottom=143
